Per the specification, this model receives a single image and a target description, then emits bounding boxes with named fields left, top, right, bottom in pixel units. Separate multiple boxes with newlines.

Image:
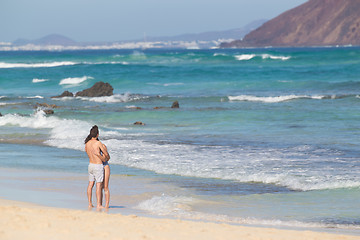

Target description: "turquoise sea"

left=0, top=47, right=360, bottom=230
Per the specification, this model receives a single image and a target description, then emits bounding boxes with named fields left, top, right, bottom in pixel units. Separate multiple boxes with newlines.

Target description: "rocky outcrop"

left=75, top=82, right=114, bottom=97
left=51, top=82, right=113, bottom=98
left=221, top=0, right=360, bottom=48
left=171, top=101, right=180, bottom=108
left=51, top=91, right=73, bottom=98
left=154, top=101, right=180, bottom=109
left=43, top=109, right=54, bottom=115
left=36, top=103, right=60, bottom=108
left=134, top=121, right=145, bottom=125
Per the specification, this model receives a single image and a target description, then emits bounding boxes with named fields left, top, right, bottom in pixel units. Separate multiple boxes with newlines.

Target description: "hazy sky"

left=1, top=0, right=306, bottom=42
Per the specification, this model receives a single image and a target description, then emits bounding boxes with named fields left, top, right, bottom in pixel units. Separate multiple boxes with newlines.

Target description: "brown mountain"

left=221, top=0, right=360, bottom=48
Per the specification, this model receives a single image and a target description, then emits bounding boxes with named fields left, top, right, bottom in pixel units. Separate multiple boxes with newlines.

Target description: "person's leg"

left=87, top=181, right=95, bottom=208
left=96, top=182, right=104, bottom=209
left=103, top=165, right=110, bottom=208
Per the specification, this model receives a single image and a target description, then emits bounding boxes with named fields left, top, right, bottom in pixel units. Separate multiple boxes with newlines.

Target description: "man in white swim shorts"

left=88, top=163, right=104, bottom=183
left=85, top=125, right=110, bottom=209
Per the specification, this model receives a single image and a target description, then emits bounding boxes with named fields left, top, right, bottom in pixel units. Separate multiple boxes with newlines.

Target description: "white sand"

left=0, top=199, right=359, bottom=240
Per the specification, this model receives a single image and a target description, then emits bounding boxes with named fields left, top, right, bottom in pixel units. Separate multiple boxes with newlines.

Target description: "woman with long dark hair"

left=85, top=125, right=110, bottom=209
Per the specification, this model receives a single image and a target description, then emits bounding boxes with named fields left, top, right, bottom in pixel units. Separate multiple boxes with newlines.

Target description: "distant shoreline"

left=0, top=44, right=359, bottom=52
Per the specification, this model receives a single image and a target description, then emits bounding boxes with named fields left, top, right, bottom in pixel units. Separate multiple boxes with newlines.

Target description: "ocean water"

left=1, top=47, right=360, bottom=230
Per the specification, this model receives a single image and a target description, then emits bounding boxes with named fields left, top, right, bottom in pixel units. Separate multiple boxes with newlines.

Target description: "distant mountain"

left=141, top=19, right=267, bottom=42
left=13, top=34, right=76, bottom=46
left=8, top=20, right=266, bottom=50
left=221, top=0, right=360, bottom=48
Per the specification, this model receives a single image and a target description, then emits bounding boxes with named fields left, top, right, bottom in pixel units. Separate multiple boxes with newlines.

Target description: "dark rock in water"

left=128, top=106, right=142, bottom=110
left=51, top=90, right=74, bottom=98
left=43, top=109, right=54, bottom=115
left=134, top=121, right=145, bottom=125
left=171, top=101, right=180, bottom=108
left=36, top=103, right=60, bottom=108
left=0, top=113, right=2, bottom=117
left=75, top=81, right=114, bottom=97
left=154, top=101, right=179, bottom=109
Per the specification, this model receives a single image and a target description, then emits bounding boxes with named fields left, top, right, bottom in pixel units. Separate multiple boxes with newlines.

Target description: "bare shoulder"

left=94, top=140, right=102, bottom=147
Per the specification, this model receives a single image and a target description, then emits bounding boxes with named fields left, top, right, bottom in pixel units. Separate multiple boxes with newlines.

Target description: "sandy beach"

left=1, top=198, right=359, bottom=240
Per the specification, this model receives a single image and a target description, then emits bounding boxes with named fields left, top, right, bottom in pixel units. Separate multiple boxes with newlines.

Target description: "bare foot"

left=88, top=204, right=94, bottom=209
left=97, top=205, right=105, bottom=210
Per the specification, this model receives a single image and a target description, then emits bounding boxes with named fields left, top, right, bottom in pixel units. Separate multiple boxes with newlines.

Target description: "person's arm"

left=100, top=143, right=110, bottom=161
left=93, top=151, right=107, bottom=162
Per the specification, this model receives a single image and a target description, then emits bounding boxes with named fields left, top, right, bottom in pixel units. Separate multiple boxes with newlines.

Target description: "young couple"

left=85, top=125, right=111, bottom=209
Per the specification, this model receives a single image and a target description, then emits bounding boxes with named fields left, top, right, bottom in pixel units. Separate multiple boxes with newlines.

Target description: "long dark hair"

left=84, top=125, right=99, bottom=144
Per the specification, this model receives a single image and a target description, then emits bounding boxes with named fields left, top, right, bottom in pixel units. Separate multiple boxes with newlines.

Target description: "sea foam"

left=75, top=93, right=149, bottom=103
left=136, top=194, right=194, bottom=216
left=0, top=61, right=78, bottom=68
left=32, top=78, right=49, bottom=83
left=234, top=54, right=256, bottom=61
left=23, top=96, right=44, bottom=99
left=228, top=95, right=324, bottom=103
left=136, top=194, right=360, bottom=229
left=1, top=110, right=359, bottom=192
left=234, top=54, right=291, bottom=61
left=59, top=76, right=93, bottom=85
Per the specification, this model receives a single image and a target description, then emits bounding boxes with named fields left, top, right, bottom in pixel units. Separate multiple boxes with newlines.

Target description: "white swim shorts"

left=88, top=163, right=104, bottom=182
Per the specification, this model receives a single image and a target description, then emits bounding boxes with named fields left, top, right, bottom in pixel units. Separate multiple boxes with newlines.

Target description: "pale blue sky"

left=1, top=0, right=306, bottom=42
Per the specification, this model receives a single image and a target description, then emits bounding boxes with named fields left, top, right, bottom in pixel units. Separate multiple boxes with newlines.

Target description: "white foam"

left=59, top=76, right=93, bottom=85
left=136, top=195, right=360, bottom=230
left=1, top=111, right=359, bottom=192
left=76, top=93, right=146, bottom=103
left=32, top=78, right=49, bottom=83
left=234, top=54, right=291, bottom=61
left=228, top=95, right=324, bottom=103
left=136, top=194, right=194, bottom=216
left=0, top=110, right=91, bottom=151
left=102, top=137, right=360, bottom=191
left=234, top=54, right=256, bottom=61
left=261, top=54, right=291, bottom=60
left=0, top=61, right=77, bottom=68
left=23, top=96, right=44, bottom=99
left=85, top=61, right=129, bottom=65
left=213, top=53, right=227, bottom=57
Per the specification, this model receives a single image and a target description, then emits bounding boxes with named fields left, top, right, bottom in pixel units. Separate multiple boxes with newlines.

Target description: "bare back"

left=85, top=139, right=108, bottom=164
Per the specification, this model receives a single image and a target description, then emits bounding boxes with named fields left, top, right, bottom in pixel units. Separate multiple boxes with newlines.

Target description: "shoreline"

left=1, top=198, right=359, bottom=240
left=1, top=165, right=360, bottom=237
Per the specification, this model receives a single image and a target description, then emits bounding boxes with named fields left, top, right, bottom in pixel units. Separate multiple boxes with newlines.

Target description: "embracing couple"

left=85, top=125, right=111, bottom=209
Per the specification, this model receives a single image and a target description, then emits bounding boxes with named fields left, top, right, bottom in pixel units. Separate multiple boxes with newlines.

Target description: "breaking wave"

left=228, top=94, right=358, bottom=103
left=234, top=54, right=291, bottom=61
left=32, top=78, right=49, bottom=83
left=0, top=61, right=78, bottom=68
left=76, top=93, right=148, bottom=103
left=59, top=76, right=93, bottom=85
left=0, top=111, right=359, bottom=192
